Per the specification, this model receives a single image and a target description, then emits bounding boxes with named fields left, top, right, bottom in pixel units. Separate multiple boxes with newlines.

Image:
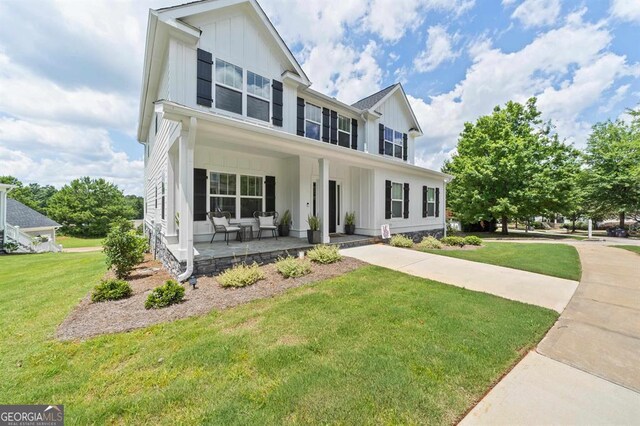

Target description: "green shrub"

left=145, top=280, right=185, bottom=309
left=103, top=220, right=148, bottom=279
left=91, top=279, right=132, bottom=302
left=218, top=262, right=265, bottom=288
left=463, top=236, right=483, bottom=246
left=441, top=236, right=466, bottom=247
left=275, top=256, right=312, bottom=278
left=307, top=244, right=342, bottom=264
left=390, top=234, right=414, bottom=248
left=417, top=236, right=443, bottom=250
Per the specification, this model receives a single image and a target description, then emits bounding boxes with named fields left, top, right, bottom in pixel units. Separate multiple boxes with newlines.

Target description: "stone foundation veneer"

left=394, top=228, right=445, bottom=243
left=145, top=225, right=186, bottom=278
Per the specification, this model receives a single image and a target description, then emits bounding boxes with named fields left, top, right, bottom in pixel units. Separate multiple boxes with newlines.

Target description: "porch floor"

left=194, top=234, right=374, bottom=260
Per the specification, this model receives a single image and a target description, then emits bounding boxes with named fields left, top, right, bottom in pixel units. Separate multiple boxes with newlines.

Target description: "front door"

left=329, top=180, right=337, bottom=233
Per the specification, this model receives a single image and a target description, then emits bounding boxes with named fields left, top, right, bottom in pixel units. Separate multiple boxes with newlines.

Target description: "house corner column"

left=167, top=148, right=178, bottom=236
left=178, top=117, right=197, bottom=259
left=318, top=158, right=330, bottom=244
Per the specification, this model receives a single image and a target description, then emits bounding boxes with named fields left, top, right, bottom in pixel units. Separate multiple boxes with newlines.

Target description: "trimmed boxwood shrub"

left=103, top=220, right=148, bottom=279
left=441, top=236, right=466, bottom=247
left=463, top=236, right=483, bottom=246
left=417, top=236, right=443, bottom=250
left=389, top=234, right=414, bottom=248
left=307, top=244, right=343, bottom=264
left=91, top=279, right=132, bottom=302
left=275, top=256, right=312, bottom=278
left=218, top=262, right=265, bottom=288
left=145, top=280, right=185, bottom=309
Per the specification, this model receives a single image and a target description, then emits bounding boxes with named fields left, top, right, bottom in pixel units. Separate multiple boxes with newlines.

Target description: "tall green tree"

left=0, top=176, right=58, bottom=214
left=584, top=112, right=640, bottom=227
left=124, top=195, right=144, bottom=220
left=444, top=98, right=580, bottom=234
left=47, top=177, right=135, bottom=237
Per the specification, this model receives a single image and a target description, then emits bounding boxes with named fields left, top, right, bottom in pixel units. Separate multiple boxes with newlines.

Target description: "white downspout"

left=178, top=117, right=197, bottom=282
left=443, top=179, right=448, bottom=238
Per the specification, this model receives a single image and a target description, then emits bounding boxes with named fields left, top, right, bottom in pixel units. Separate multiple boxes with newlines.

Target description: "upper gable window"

left=384, top=126, right=404, bottom=160
left=338, top=115, right=350, bottom=147
left=247, top=71, right=270, bottom=122
left=215, top=59, right=243, bottom=115
left=305, top=103, right=321, bottom=140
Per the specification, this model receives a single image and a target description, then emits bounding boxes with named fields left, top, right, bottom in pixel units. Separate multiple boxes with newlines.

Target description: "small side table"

left=236, top=224, right=254, bottom=242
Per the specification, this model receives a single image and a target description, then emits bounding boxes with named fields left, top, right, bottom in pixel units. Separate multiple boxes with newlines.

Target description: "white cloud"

left=610, top=0, right=640, bottom=23
left=511, top=0, right=562, bottom=28
left=414, top=26, right=459, bottom=72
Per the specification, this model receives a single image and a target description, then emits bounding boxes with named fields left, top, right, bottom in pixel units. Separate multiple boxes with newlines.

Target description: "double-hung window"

left=240, top=175, right=263, bottom=218
left=305, top=103, right=321, bottom=140
left=427, top=187, right=435, bottom=217
left=215, top=59, right=243, bottom=115
left=338, top=115, right=350, bottom=147
left=391, top=182, right=403, bottom=218
left=247, top=71, right=270, bottom=122
left=384, top=126, right=404, bottom=159
left=210, top=172, right=237, bottom=217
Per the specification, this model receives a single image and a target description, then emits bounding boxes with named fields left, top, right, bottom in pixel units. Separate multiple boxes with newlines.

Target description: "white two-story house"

left=138, top=0, right=452, bottom=278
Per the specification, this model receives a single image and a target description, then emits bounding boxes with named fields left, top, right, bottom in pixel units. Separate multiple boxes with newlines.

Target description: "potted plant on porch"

left=307, top=215, right=322, bottom=244
left=278, top=209, right=291, bottom=237
left=344, top=211, right=356, bottom=235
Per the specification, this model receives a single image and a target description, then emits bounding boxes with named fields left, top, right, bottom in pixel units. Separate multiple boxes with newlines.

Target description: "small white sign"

left=381, top=224, right=391, bottom=239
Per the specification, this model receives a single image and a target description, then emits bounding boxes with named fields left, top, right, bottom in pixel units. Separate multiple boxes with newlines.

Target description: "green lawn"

left=0, top=253, right=557, bottom=424
left=612, top=245, right=640, bottom=255
left=57, top=235, right=103, bottom=248
left=420, top=242, right=582, bottom=281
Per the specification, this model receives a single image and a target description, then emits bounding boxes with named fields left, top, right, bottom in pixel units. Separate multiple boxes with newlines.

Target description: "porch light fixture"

left=188, top=275, right=197, bottom=290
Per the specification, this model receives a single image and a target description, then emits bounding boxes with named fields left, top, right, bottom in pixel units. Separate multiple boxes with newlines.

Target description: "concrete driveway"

left=341, top=244, right=578, bottom=313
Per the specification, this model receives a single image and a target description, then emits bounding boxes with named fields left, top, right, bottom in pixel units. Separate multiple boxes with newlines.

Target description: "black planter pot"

left=278, top=224, right=290, bottom=237
left=307, top=230, right=322, bottom=244
left=344, top=224, right=355, bottom=235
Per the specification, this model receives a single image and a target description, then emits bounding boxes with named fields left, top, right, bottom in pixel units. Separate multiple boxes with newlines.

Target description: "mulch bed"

left=56, top=254, right=365, bottom=341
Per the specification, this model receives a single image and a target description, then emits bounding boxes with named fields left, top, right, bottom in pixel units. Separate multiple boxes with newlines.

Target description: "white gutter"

left=177, top=117, right=197, bottom=282
left=443, top=179, right=448, bottom=238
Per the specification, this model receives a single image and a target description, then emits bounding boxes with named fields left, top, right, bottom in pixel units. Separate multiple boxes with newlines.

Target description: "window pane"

left=385, top=141, right=394, bottom=156
left=241, top=198, right=262, bottom=218
left=427, top=188, right=435, bottom=202
left=216, top=85, right=242, bottom=114
left=255, top=177, right=262, bottom=196
left=247, top=95, right=269, bottom=122
left=216, top=59, right=242, bottom=90
left=394, top=145, right=403, bottom=159
left=306, top=121, right=321, bottom=140
left=306, top=104, right=321, bottom=122
left=385, top=127, right=394, bottom=142
left=394, top=131, right=403, bottom=144
left=210, top=173, right=219, bottom=194
left=338, top=115, right=350, bottom=132
left=427, top=204, right=435, bottom=217
left=392, top=183, right=403, bottom=199
left=247, top=71, right=270, bottom=99
left=211, top=197, right=236, bottom=217
left=392, top=200, right=403, bottom=218
left=338, top=131, right=350, bottom=147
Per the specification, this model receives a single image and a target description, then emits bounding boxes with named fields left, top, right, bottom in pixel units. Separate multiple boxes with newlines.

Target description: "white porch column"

left=0, top=190, right=6, bottom=232
left=318, top=158, right=330, bottom=244
left=167, top=148, right=178, bottom=236
left=178, top=117, right=197, bottom=259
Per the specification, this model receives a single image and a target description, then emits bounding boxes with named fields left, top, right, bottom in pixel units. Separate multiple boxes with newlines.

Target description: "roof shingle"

left=6, top=198, right=60, bottom=229
left=351, top=84, right=398, bottom=110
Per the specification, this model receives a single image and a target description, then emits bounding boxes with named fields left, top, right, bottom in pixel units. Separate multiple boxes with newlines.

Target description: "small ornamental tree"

left=103, top=220, right=148, bottom=279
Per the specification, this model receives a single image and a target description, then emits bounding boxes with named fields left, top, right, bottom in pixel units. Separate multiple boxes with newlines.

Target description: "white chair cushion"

left=225, top=226, right=241, bottom=232
left=260, top=225, right=277, bottom=229
left=259, top=216, right=274, bottom=227
left=212, top=216, right=229, bottom=227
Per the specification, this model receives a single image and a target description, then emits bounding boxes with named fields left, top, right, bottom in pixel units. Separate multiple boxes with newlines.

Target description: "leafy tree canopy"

left=0, top=176, right=57, bottom=214
left=443, top=98, right=581, bottom=234
left=47, top=177, right=135, bottom=237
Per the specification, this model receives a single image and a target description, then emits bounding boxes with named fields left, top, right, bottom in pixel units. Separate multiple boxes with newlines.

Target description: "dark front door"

left=329, top=180, right=337, bottom=233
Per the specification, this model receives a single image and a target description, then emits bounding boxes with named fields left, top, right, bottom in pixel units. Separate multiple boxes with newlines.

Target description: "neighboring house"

left=2, top=197, right=62, bottom=254
left=138, top=0, right=452, bottom=277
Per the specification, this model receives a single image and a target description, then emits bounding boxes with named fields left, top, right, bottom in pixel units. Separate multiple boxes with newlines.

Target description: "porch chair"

left=208, top=211, right=240, bottom=245
left=253, top=211, right=279, bottom=240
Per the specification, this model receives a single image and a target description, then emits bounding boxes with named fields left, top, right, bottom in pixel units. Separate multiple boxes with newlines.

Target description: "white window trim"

left=391, top=181, right=404, bottom=219
left=305, top=103, right=322, bottom=141
left=209, top=170, right=266, bottom=220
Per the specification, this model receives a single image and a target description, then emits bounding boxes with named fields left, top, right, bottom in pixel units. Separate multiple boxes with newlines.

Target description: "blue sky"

left=0, top=0, right=638, bottom=194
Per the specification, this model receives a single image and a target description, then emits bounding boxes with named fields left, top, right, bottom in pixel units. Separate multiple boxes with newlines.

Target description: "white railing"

left=5, top=224, right=62, bottom=253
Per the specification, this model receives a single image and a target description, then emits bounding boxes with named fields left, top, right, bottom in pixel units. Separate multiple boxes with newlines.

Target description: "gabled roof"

left=6, top=199, right=60, bottom=229
left=351, top=84, right=398, bottom=110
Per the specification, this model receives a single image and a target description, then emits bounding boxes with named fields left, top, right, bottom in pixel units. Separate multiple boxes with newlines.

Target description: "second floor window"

left=305, top=103, right=321, bottom=140
left=215, top=59, right=243, bottom=115
left=384, top=127, right=404, bottom=159
left=338, top=115, right=350, bottom=147
left=247, top=71, right=270, bottom=122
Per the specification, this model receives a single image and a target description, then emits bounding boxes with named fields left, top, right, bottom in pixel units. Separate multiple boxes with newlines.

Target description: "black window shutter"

left=322, top=108, right=330, bottom=142
left=385, top=180, right=392, bottom=219
left=379, top=123, right=385, bottom=154
left=194, top=168, right=207, bottom=221
left=351, top=118, right=358, bottom=150
left=196, top=49, right=213, bottom=107
left=330, top=110, right=338, bottom=144
left=296, top=97, right=305, bottom=136
left=422, top=186, right=427, bottom=218
left=265, top=176, right=276, bottom=212
left=435, top=187, right=440, bottom=218
left=272, top=80, right=283, bottom=127
left=403, top=183, right=410, bottom=219
left=403, top=133, right=408, bottom=161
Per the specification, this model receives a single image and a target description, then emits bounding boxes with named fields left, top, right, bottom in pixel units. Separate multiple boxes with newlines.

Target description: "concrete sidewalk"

left=341, top=244, right=578, bottom=313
